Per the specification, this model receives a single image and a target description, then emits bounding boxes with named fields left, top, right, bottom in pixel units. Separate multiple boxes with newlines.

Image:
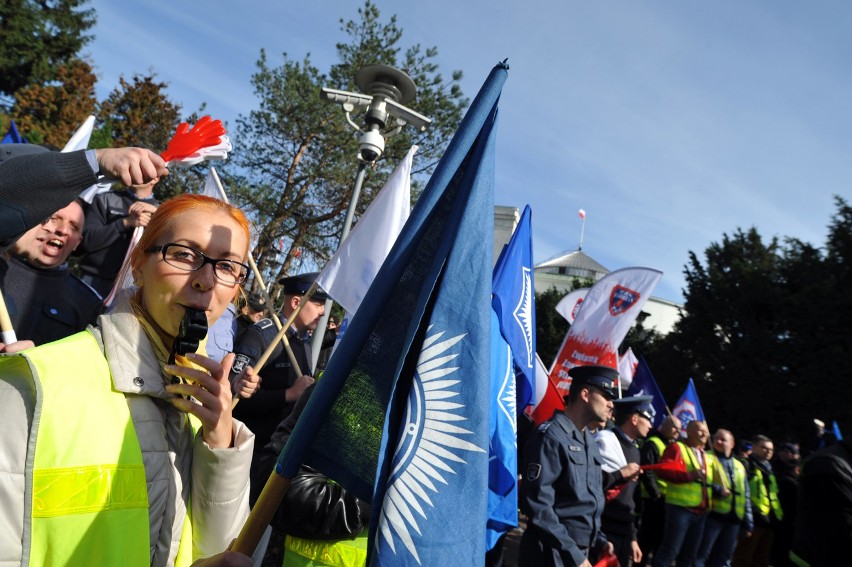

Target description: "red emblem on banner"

left=609, top=285, right=640, bottom=316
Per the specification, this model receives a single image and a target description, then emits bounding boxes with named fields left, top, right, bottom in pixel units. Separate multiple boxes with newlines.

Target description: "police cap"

left=246, top=292, right=267, bottom=313
left=613, top=395, right=655, bottom=422
left=568, top=365, right=618, bottom=399
left=278, top=272, right=329, bottom=302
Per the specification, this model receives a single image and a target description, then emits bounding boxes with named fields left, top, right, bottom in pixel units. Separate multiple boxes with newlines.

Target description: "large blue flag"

left=672, top=377, right=706, bottom=435
left=274, top=63, right=508, bottom=566
left=492, top=204, right=536, bottom=409
left=626, top=356, right=668, bottom=429
left=486, top=204, right=535, bottom=548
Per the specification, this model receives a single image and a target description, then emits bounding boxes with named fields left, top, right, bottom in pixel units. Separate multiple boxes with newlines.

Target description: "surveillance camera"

left=358, top=128, right=385, bottom=163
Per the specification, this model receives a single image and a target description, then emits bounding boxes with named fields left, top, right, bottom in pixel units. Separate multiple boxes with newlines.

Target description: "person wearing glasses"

left=0, top=193, right=259, bottom=566
left=732, top=435, right=783, bottom=567
left=519, top=365, right=617, bottom=567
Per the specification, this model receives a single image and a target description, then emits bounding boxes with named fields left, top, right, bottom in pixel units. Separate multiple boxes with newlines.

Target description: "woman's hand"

left=164, top=351, right=237, bottom=449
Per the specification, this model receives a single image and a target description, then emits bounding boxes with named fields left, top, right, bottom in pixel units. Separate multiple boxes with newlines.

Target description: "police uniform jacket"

left=0, top=256, right=102, bottom=345
left=520, top=411, right=607, bottom=567
left=230, top=317, right=312, bottom=453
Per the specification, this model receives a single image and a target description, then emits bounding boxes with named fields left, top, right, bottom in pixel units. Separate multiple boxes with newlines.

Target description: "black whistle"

left=169, top=307, right=208, bottom=365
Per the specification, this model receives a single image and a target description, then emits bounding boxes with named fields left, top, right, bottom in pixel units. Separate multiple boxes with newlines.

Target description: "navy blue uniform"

left=520, top=412, right=608, bottom=566
left=230, top=318, right=312, bottom=454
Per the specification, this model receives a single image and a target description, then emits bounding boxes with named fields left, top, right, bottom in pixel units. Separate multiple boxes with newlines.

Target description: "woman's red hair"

left=130, top=194, right=250, bottom=274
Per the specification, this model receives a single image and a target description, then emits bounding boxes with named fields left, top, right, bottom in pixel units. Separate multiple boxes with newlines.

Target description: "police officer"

left=519, top=365, right=618, bottom=567
left=596, top=395, right=654, bottom=567
left=230, top=272, right=328, bottom=457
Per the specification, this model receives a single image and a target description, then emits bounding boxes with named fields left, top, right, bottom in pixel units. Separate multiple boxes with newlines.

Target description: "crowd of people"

left=1, top=143, right=850, bottom=567
left=515, top=364, right=851, bottom=567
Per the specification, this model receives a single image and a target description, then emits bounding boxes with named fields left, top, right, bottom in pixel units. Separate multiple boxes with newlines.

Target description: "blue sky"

left=85, top=1, right=852, bottom=302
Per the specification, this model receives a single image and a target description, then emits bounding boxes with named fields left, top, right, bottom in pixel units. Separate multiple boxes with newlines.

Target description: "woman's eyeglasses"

left=146, top=243, right=249, bottom=285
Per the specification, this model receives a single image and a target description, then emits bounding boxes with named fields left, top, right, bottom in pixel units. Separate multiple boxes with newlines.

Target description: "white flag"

left=555, top=287, right=590, bottom=323
left=315, top=145, right=416, bottom=315
left=202, top=167, right=228, bottom=201
left=617, top=347, right=639, bottom=391
left=62, top=115, right=95, bottom=152
left=549, top=267, right=662, bottom=396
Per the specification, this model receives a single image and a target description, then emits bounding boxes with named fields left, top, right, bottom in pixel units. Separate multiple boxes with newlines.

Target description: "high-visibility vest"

left=750, top=466, right=783, bottom=520
left=710, top=454, right=748, bottom=519
left=5, top=331, right=196, bottom=566
left=640, top=436, right=669, bottom=498
left=664, top=442, right=712, bottom=509
left=283, top=528, right=369, bottom=567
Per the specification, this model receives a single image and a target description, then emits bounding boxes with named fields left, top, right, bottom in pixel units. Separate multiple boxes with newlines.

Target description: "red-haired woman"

left=0, top=194, right=259, bottom=566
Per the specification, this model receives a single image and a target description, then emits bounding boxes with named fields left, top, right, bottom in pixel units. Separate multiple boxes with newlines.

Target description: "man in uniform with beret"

left=519, top=365, right=618, bottom=567
left=596, top=396, right=654, bottom=567
left=230, top=272, right=328, bottom=457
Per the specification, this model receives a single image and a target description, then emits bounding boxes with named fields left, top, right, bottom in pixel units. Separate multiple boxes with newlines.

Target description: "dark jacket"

left=77, top=190, right=159, bottom=294
left=519, top=411, right=607, bottom=567
left=230, top=317, right=312, bottom=454
left=0, top=150, right=96, bottom=248
left=0, top=256, right=102, bottom=345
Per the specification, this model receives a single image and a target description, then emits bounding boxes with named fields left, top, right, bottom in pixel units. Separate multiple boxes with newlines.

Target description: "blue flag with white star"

left=274, top=63, right=508, bottom=566
left=487, top=204, right=535, bottom=548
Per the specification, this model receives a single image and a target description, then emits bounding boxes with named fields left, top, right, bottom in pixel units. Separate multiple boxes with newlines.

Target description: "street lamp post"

left=309, top=64, right=431, bottom=372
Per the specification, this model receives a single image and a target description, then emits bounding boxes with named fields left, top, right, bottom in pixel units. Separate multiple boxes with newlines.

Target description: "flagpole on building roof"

left=309, top=65, right=432, bottom=372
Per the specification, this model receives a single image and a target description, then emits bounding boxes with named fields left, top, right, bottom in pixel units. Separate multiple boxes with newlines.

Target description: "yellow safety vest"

left=664, top=442, right=713, bottom=509
left=284, top=528, right=369, bottom=567
left=5, top=331, right=196, bottom=566
left=750, top=466, right=783, bottom=520
left=640, top=436, right=669, bottom=498
left=710, top=454, right=748, bottom=518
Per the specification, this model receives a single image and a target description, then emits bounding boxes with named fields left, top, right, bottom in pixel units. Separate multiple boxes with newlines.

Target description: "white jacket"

left=0, top=299, right=254, bottom=566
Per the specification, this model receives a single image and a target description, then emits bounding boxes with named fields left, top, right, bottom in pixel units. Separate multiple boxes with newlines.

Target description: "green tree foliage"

left=224, top=0, right=468, bottom=292
left=0, top=0, right=96, bottom=96
left=649, top=198, right=852, bottom=442
left=535, top=287, right=570, bottom=368
left=11, top=58, right=97, bottom=146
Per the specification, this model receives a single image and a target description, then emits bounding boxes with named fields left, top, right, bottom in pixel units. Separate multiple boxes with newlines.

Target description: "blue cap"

left=613, top=395, right=655, bottom=422
left=278, top=272, right=329, bottom=302
left=568, top=365, right=618, bottom=399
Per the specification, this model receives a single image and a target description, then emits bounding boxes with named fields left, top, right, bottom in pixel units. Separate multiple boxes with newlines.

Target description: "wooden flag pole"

left=230, top=470, right=292, bottom=555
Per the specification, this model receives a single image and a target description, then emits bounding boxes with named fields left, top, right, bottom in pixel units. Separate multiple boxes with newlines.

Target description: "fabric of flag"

left=486, top=311, right=517, bottom=549
left=625, top=356, right=668, bottom=429
left=272, top=63, right=508, bottom=566
left=491, top=204, right=535, bottom=409
left=1, top=120, right=26, bottom=144
left=578, top=209, right=586, bottom=220
left=316, top=146, right=415, bottom=316
left=62, top=115, right=95, bottom=152
left=486, top=203, right=535, bottom=548
left=617, top=347, right=639, bottom=392
left=554, top=287, right=589, bottom=323
left=672, top=378, right=706, bottom=436
left=832, top=420, right=844, bottom=441
left=528, top=353, right=565, bottom=425
left=202, top=167, right=227, bottom=200
left=549, top=267, right=662, bottom=397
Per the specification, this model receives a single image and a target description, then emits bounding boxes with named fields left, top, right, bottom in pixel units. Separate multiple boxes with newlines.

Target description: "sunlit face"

left=288, top=295, right=326, bottom=333
left=661, top=416, right=682, bottom=441
left=587, top=386, right=614, bottom=424
left=686, top=421, right=710, bottom=447
left=635, top=413, right=653, bottom=438
left=133, top=209, right=247, bottom=342
left=713, top=430, right=734, bottom=457
left=11, top=201, right=84, bottom=268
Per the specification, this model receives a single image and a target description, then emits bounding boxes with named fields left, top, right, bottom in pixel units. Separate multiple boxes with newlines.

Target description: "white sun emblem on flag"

left=512, top=266, right=534, bottom=369
left=376, top=327, right=486, bottom=565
